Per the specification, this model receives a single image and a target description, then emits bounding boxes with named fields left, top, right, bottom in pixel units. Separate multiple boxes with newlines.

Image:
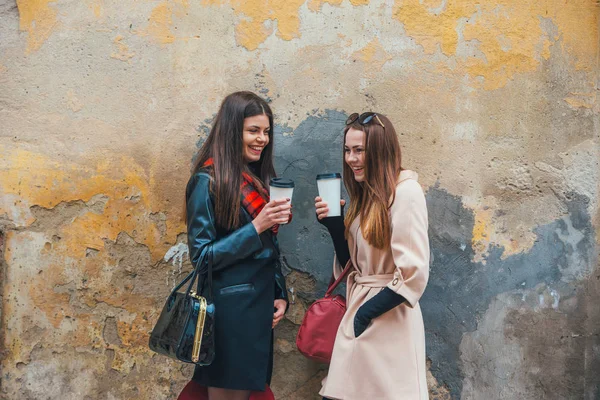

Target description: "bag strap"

left=197, top=247, right=214, bottom=301
left=169, top=247, right=214, bottom=300
left=324, top=260, right=353, bottom=297
left=171, top=268, right=196, bottom=294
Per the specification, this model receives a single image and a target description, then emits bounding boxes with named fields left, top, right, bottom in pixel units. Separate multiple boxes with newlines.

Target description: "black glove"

left=354, top=288, right=406, bottom=337
left=318, top=215, right=351, bottom=267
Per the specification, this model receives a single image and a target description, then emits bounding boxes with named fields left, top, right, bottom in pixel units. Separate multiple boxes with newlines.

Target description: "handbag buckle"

left=190, top=291, right=202, bottom=300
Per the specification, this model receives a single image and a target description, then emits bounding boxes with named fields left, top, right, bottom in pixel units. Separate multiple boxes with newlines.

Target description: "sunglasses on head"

left=345, top=112, right=385, bottom=128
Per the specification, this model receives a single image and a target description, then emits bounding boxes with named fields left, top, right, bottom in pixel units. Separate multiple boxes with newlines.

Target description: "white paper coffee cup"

left=316, top=173, right=342, bottom=217
left=269, top=178, right=294, bottom=224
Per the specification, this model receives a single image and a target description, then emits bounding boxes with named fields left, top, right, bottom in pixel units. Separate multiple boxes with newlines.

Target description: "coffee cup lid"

left=270, top=178, right=294, bottom=188
left=316, top=173, right=342, bottom=180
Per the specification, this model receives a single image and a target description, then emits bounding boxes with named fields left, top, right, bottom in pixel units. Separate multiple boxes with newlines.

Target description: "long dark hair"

left=190, top=91, right=275, bottom=231
left=343, top=113, right=402, bottom=249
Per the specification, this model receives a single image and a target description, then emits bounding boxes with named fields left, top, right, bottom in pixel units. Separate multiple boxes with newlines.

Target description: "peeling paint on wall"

left=16, top=0, right=58, bottom=52
left=393, top=0, right=599, bottom=89
left=202, top=0, right=308, bottom=50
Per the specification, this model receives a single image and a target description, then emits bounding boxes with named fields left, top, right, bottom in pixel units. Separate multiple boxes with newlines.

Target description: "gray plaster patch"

left=103, top=316, right=122, bottom=346
left=274, top=109, right=349, bottom=287
left=422, top=185, right=596, bottom=397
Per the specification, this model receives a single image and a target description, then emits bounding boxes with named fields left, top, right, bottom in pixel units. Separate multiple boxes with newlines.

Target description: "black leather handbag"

left=149, top=249, right=215, bottom=366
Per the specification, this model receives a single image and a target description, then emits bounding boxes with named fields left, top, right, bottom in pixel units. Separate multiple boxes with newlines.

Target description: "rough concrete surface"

left=1, top=0, right=598, bottom=399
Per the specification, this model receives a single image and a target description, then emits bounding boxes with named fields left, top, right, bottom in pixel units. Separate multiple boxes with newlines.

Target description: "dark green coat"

left=185, top=171, right=288, bottom=391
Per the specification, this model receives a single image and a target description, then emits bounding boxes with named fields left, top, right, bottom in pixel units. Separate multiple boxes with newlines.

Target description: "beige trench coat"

left=320, top=170, right=430, bottom=400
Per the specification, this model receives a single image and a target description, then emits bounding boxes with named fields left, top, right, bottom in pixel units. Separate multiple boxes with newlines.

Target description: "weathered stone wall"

left=1, top=0, right=598, bottom=399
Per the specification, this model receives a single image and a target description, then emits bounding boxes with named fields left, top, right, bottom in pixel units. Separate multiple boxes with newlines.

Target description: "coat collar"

left=398, top=169, right=418, bottom=183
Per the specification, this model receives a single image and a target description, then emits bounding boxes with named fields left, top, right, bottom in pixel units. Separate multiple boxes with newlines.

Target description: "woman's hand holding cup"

left=253, top=199, right=291, bottom=234
left=315, top=197, right=345, bottom=220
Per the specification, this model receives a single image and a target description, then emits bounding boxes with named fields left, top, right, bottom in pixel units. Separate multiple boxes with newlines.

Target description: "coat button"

left=392, top=278, right=399, bottom=285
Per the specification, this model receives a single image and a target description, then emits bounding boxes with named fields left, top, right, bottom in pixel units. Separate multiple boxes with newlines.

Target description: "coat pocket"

left=219, top=283, right=255, bottom=296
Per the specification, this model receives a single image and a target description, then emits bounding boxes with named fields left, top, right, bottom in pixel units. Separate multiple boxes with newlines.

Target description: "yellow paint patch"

left=202, top=0, right=370, bottom=50
left=393, top=0, right=599, bottom=90
left=564, top=93, right=595, bottom=109
left=393, top=0, right=464, bottom=55
left=352, top=38, right=391, bottom=72
left=70, top=314, right=103, bottom=348
left=472, top=208, right=492, bottom=261
left=469, top=203, right=534, bottom=261
left=552, top=2, right=599, bottom=71
left=16, top=0, right=59, bottom=52
left=29, top=275, right=71, bottom=328
left=111, top=348, right=137, bottom=373
left=111, top=35, right=136, bottom=61
left=136, top=0, right=191, bottom=44
left=87, top=0, right=103, bottom=18
left=235, top=19, right=273, bottom=51
left=541, top=39, right=552, bottom=60
left=308, top=0, right=369, bottom=12
left=202, top=0, right=317, bottom=50
left=0, top=145, right=183, bottom=260
left=146, top=2, right=176, bottom=44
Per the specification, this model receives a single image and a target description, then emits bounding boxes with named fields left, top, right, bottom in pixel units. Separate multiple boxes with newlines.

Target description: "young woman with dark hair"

left=180, top=91, right=290, bottom=400
left=316, top=112, right=430, bottom=400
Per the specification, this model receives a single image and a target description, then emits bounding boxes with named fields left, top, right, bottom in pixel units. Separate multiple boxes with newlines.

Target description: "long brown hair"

left=190, top=91, right=275, bottom=231
left=343, top=113, right=402, bottom=249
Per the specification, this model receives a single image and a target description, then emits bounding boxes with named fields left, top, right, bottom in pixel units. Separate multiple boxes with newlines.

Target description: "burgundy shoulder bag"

left=296, top=260, right=354, bottom=363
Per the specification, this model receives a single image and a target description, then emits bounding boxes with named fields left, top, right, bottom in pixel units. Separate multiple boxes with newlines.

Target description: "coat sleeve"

left=274, top=260, right=289, bottom=301
left=386, top=179, right=430, bottom=307
left=274, top=260, right=289, bottom=312
left=186, top=173, right=263, bottom=272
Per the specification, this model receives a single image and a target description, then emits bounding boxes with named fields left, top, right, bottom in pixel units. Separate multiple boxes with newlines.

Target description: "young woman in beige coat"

left=315, top=112, right=430, bottom=400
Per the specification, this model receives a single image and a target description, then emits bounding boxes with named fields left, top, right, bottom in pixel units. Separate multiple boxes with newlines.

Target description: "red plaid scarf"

left=203, top=158, right=280, bottom=235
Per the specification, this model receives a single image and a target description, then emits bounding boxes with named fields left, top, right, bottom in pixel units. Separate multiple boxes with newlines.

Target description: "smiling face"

left=344, top=127, right=366, bottom=182
left=242, top=114, right=270, bottom=163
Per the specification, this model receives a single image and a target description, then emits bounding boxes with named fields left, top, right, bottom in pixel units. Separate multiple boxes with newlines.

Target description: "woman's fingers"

left=316, top=205, right=329, bottom=219
left=269, top=203, right=291, bottom=214
left=274, top=300, right=286, bottom=315
left=272, top=313, right=283, bottom=326
left=315, top=198, right=329, bottom=219
left=264, top=199, right=291, bottom=225
left=273, top=300, right=287, bottom=327
left=274, top=209, right=291, bottom=220
left=271, top=198, right=290, bottom=206
left=276, top=204, right=292, bottom=213
left=316, top=205, right=329, bottom=213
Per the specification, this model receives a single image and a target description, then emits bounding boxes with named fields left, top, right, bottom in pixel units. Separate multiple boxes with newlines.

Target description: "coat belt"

left=348, top=272, right=394, bottom=288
